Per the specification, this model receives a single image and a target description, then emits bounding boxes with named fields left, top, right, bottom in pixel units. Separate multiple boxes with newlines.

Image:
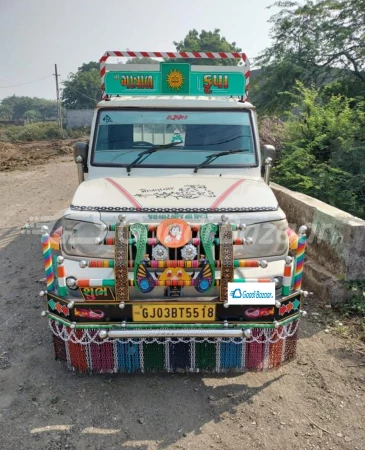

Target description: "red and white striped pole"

left=57, top=256, right=67, bottom=297
left=282, top=256, right=293, bottom=296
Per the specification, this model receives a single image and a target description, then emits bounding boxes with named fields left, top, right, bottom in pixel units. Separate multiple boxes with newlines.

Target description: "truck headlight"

left=62, top=218, right=112, bottom=258
left=233, top=219, right=288, bottom=259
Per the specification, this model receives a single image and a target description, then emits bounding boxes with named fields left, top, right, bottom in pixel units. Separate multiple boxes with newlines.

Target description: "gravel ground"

left=0, top=157, right=365, bottom=450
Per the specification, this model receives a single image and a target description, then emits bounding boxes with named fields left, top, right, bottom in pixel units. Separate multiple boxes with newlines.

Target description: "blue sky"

left=0, top=0, right=279, bottom=100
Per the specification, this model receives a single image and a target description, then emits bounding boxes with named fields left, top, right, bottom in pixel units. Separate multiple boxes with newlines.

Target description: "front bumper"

left=46, top=289, right=302, bottom=373
left=45, top=289, right=302, bottom=326
left=42, top=219, right=307, bottom=373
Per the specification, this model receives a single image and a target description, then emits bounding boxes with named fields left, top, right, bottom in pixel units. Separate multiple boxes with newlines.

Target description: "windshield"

left=92, top=109, right=257, bottom=168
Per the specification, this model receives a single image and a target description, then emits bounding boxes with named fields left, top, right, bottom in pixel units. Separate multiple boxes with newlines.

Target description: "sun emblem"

left=166, top=69, right=184, bottom=90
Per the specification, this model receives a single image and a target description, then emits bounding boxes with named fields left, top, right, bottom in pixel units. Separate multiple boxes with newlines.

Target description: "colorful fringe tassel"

left=50, top=319, right=299, bottom=373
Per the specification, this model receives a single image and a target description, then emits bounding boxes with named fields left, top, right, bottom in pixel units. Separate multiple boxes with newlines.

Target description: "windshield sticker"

left=166, top=115, right=189, bottom=120
left=102, top=115, right=113, bottom=123
left=98, top=110, right=250, bottom=125
left=135, top=185, right=216, bottom=200
left=171, top=128, right=184, bottom=144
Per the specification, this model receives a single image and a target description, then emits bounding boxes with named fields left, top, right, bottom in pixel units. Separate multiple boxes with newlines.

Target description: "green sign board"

left=104, top=63, right=245, bottom=96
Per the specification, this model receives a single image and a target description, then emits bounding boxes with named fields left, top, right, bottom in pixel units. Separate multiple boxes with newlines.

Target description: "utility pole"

left=53, top=64, right=63, bottom=131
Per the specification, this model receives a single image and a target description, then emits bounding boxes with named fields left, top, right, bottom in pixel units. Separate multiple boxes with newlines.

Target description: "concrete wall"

left=271, top=183, right=365, bottom=303
left=65, top=109, right=93, bottom=129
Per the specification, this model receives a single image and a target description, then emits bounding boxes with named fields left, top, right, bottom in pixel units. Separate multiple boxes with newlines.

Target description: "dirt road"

left=0, top=157, right=365, bottom=450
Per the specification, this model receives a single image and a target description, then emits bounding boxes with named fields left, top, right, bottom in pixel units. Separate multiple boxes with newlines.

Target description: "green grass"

left=337, top=294, right=365, bottom=318
left=334, top=288, right=365, bottom=342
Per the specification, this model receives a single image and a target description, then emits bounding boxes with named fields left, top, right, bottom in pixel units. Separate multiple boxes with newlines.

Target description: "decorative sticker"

left=279, top=299, right=300, bottom=316
left=203, top=74, right=229, bottom=94
left=161, top=63, right=190, bottom=95
left=244, top=307, right=274, bottom=319
left=118, top=74, right=154, bottom=90
left=79, top=286, right=115, bottom=302
left=102, top=115, right=113, bottom=123
left=135, top=185, right=216, bottom=200
left=74, top=308, right=105, bottom=319
left=147, top=213, right=208, bottom=220
left=166, top=69, right=185, bottom=90
left=190, top=71, right=245, bottom=96
left=48, top=299, right=70, bottom=317
left=156, top=218, right=192, bottom=248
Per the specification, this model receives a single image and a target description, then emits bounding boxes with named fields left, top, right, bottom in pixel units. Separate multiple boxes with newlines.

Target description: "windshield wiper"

left=193, top=149, right=250, bottom=173
left=126, top=142, right=181, bottom=173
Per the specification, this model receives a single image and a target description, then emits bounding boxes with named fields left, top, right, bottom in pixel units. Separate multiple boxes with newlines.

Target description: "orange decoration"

left=156, top=219, right=192, bottom=249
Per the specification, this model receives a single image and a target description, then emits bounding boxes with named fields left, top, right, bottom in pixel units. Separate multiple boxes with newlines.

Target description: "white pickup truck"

left=41, top=51, right=307, bottom=373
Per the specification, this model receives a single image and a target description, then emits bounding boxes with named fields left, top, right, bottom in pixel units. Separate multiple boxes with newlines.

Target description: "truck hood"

left=71, top=177, right=279, bottom=212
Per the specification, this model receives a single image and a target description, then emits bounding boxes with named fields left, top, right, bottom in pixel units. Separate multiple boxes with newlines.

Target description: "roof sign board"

left=104, top=62, right=246, bottom=97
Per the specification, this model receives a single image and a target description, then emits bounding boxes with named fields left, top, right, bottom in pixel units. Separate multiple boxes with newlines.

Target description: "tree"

left=251, top=0, right=365, bottom=113
left=23, top=109, right=42, bottom=122
left=62, top=62, right=102, bottom=109
left=37, top=99, right=58, bottom=120
left=0, top=104, right=13, bottom=120
left=0, top=96, right=57, bottom=121
left=2, top=96, right=34, bottom=120
left=78, top=61, right=100, bottom=72
left=173, top=29, right=242, bottom=65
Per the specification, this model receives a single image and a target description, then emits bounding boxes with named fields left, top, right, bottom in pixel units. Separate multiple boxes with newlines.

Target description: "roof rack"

left=99, top=51, right=250, bottom=100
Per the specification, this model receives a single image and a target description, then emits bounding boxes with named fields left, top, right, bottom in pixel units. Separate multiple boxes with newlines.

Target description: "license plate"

left=132, top=304, right=216, bottom=322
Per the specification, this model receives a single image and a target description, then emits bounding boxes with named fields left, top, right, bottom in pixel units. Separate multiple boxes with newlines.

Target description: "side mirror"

left=74, top=142, right=89, bottom=184
left=261, top=144, right=276, bottom=166
left=74, top=141, right=89, bottom=164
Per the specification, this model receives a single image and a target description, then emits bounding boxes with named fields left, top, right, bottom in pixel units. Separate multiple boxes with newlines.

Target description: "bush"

left=272, top=83, right=365, bottom=219
left=0, top=122, right=91, bottom=142
left=66, top=126, right=91, bottom=139
left=0, top=121, right=63, bottom=141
